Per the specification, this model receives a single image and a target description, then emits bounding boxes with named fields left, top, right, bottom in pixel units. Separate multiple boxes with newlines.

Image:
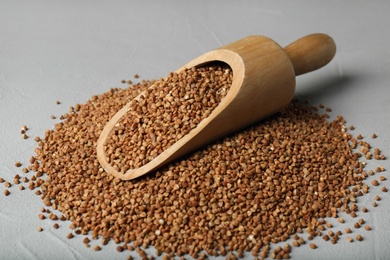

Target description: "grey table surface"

left=1, top=0, right=390, bottom=259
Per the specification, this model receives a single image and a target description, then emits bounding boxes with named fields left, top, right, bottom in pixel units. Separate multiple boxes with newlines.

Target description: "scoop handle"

left=284, top=33, right=336, bottom=76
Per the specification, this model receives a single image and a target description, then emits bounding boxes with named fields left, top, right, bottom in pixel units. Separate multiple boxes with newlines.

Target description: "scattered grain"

left=37, top=226, right=43, bottom=232
left=382, top=186, right=388, bottom=192
left=67, top=233, right=74, bottom=239
left=354, top=222, right=361, bottom=229
left=15, top=162, right=22, bottom=167
left=371, top=133, right=377, bottom=138
left=376, top=166, right=385, bottom=173
left=29, top=156, right=36, bottom=164
left=93, top=245, right=101, bottom=251
left=309, top=243, right=317, bottom=249
left=4, top=189, right=10, bottom=196
left=49, top=213, right=58, bottom=220
left=326, top=222, right=333, bottom=228
left=347, top=237, right=353, bottom=243
left=101, top=237, right=110, bottom=245
left=371, top=179, right=379, bottom=186
left=356, top=235, right=363, bottom=241
left=16, top=66, right=387, bottom=259
left=53, top=223, right=59, bottom=229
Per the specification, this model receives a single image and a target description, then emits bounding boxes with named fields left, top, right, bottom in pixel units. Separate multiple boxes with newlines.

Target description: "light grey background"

left=1, top=0, right=390, bottom=259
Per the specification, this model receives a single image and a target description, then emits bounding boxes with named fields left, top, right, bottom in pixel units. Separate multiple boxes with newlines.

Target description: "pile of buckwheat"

left=3, top=64, right=387, bottom=260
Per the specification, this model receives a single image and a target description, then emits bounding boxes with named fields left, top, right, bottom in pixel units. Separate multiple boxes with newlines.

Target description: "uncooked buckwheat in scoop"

left=103, top=63, right=232, bottom=173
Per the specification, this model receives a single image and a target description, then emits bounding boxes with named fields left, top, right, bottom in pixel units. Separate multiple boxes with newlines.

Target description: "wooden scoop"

left=97, top=33, right=336, bottom=180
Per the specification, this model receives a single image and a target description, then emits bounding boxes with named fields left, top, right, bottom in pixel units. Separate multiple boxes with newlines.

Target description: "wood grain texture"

left=97, top=34, right=336, bottom=180
left=284, top=33, right=336, bottom=76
